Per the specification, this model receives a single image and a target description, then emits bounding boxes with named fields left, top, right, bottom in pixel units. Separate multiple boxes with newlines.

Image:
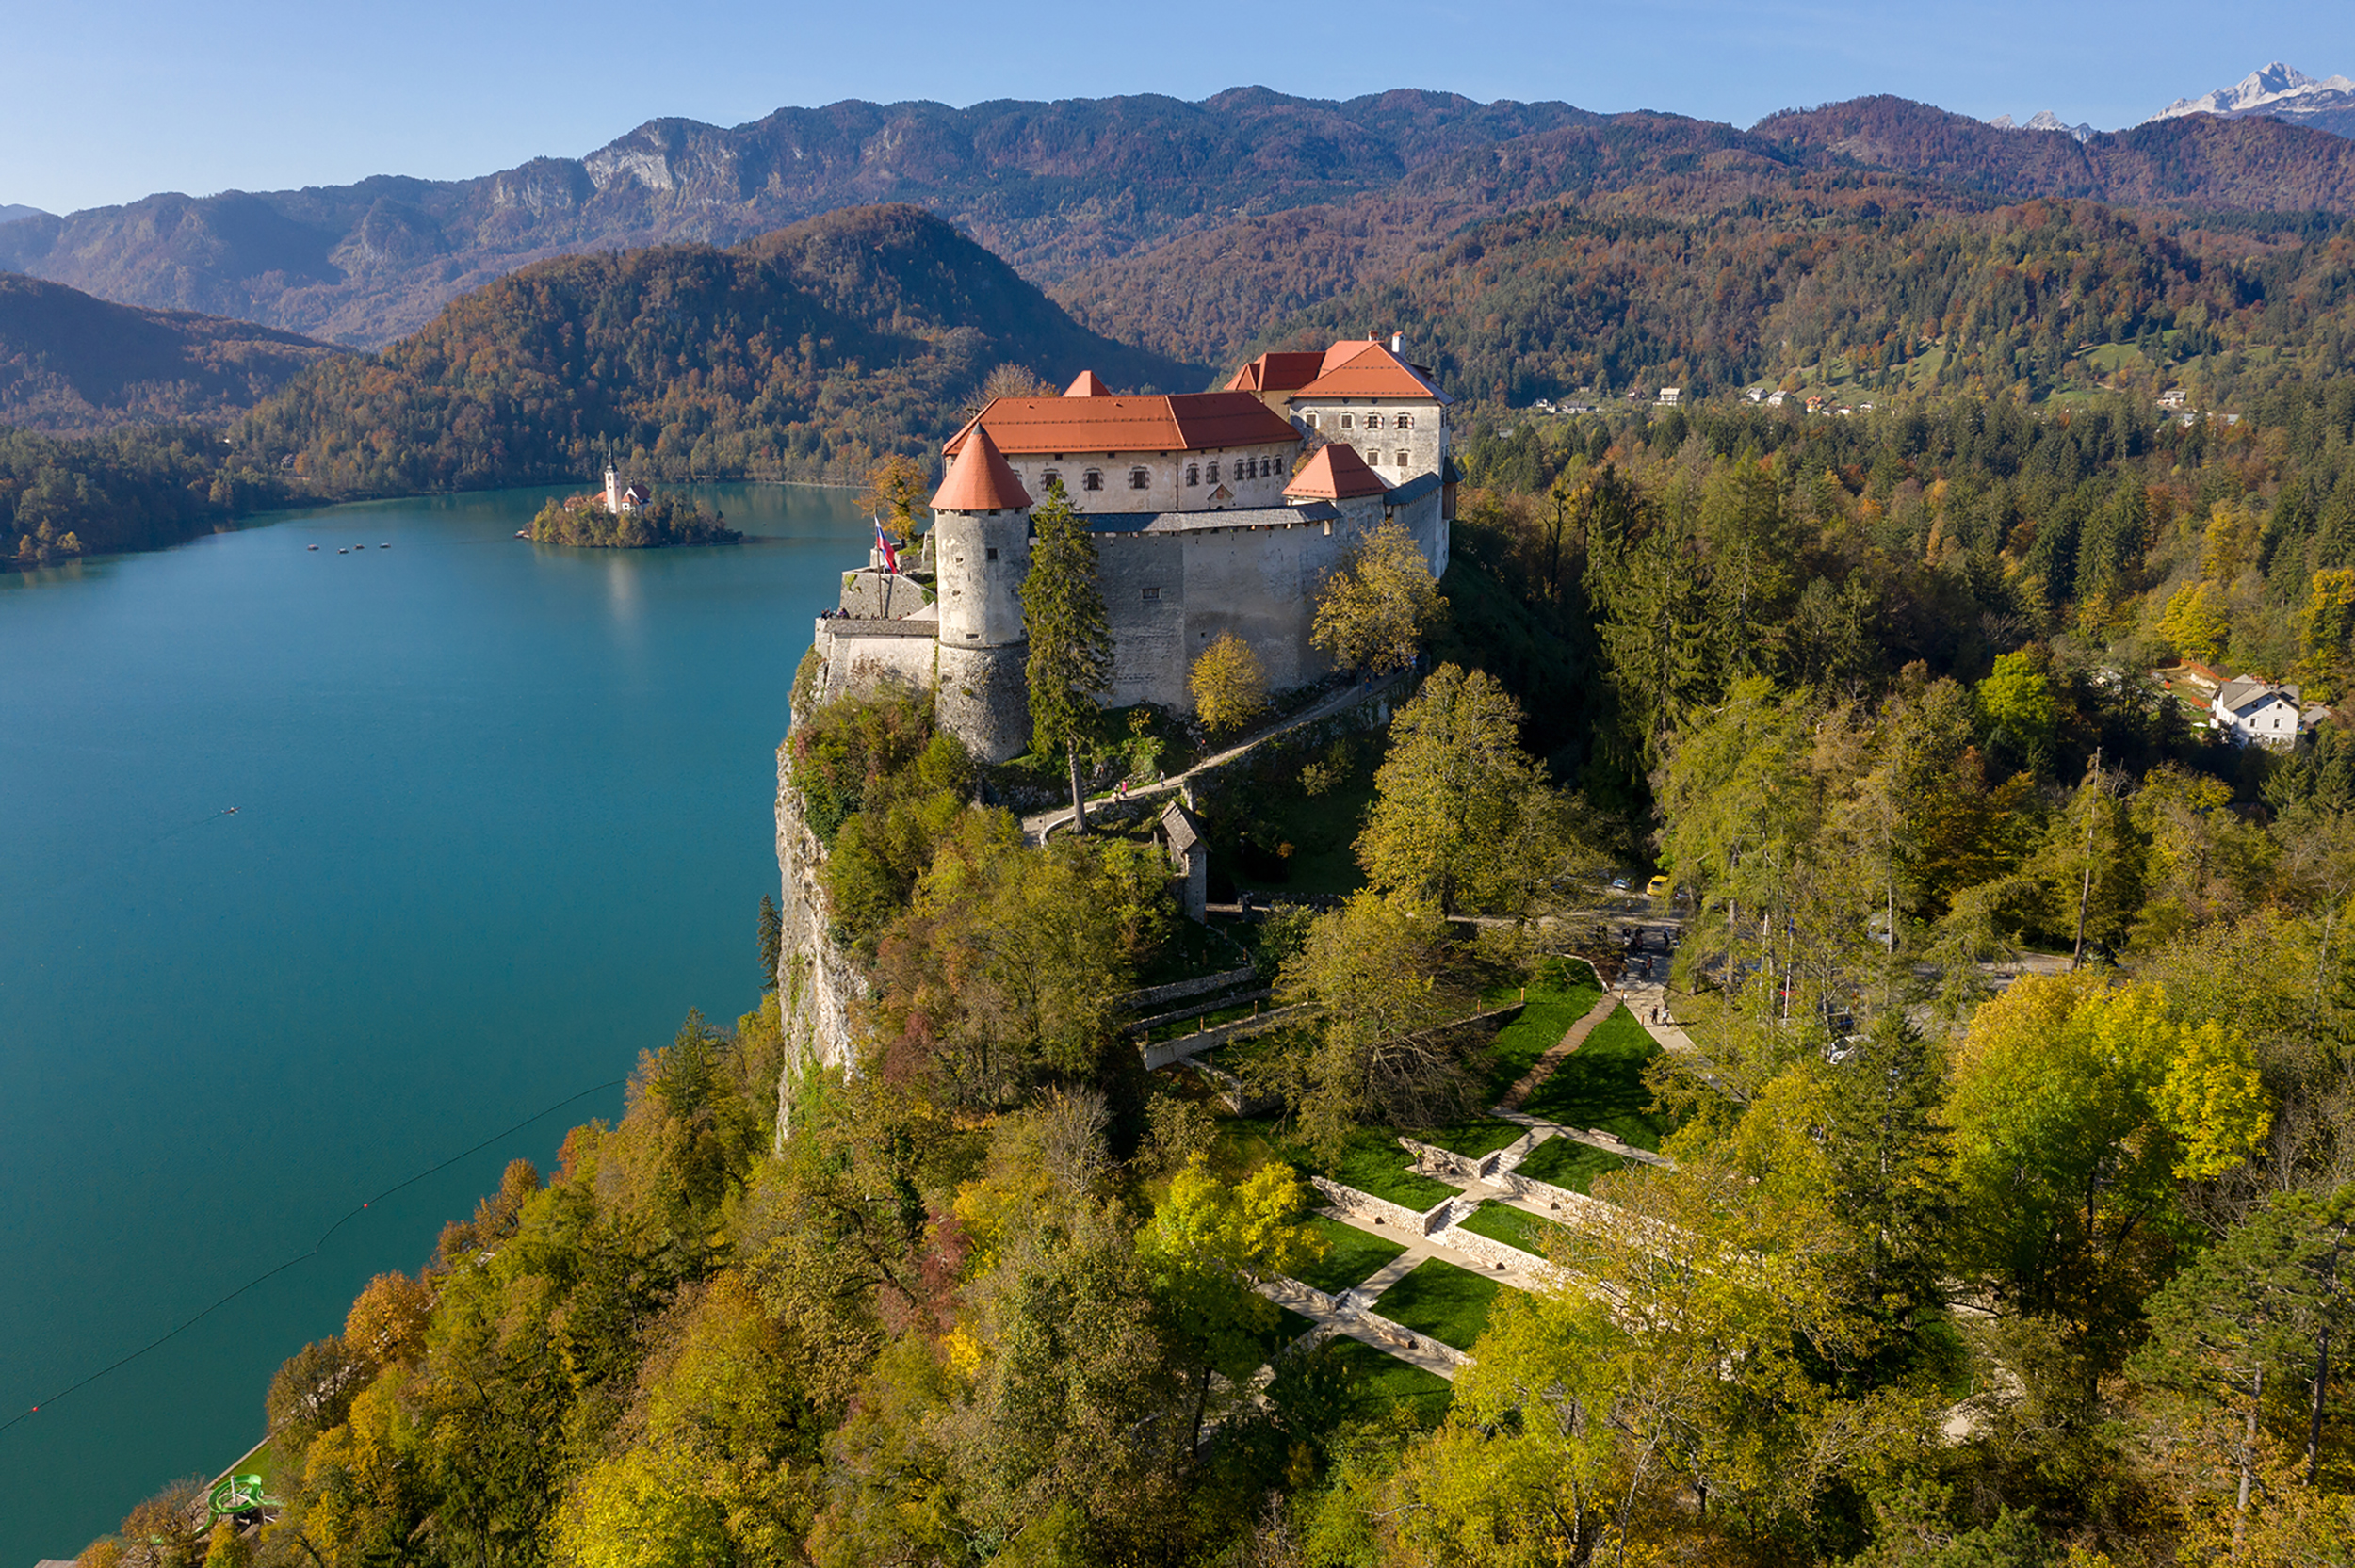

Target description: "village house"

left=2210, top=674, right=2315, bottom=748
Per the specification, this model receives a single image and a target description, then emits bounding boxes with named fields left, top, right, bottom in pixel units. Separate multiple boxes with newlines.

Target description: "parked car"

left=1645, top=875, right=1671, bottom=898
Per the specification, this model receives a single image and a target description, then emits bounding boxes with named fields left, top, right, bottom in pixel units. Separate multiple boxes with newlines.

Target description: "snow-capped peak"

left=2151, top=61, right=2355, bottom=121
left=1986, top=110, right=2094, bottom=142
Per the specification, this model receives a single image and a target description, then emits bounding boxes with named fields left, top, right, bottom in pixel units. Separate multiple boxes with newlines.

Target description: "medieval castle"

left=806, top=336, right=1455, bottom=762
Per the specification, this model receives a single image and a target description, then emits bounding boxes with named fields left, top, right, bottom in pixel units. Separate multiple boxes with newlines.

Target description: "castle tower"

left=928, top=428, right=1034, bottom=763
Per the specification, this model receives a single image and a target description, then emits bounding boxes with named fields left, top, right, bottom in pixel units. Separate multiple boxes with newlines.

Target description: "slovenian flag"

left=872, top=515, right=900, bottom=574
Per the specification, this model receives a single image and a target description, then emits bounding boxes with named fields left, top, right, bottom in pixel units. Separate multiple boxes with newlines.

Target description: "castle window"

left=1398, top=413, right=1414, bottom=429
left=1082, top=469, right=1103, bottom=492
left=1186, top=463, right=1199, bottom=485
left=1243, top=458, right=1258, bottom=479
left=1340, top=414, right=1354, bottom=429
left=1304, top=412, right=1319, bottom=429
left=1207, top=462, right=1221, bottom=483
left=985, top=547, right=999, bottom=560
left=1366, top=447, right=1381, bottom=464
left=1129, top=467, right=1149, bottom=490
left=1041, top=469, right=1061, bottom=491
left=1141, top=586, right=1161, bottom=601
left=1397, top=450, right=1411, bottom=467
left=1366, top=413, right=1383, bottom=430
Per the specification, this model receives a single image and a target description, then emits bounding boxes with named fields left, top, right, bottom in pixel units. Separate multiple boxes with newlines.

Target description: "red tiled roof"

left=930, top=427, right=1032, bottom=512
left=1322, top=339, right=1378, bottom=374
left=1225, top=351, right=1327, bottom=395
left=1284, top=443, right=1390, bottom=501
left=1064, top=369, right=1112, bottom=397
left=944, top=391, right=1301, bottom=459
left=1298, top=341, right=1448, bottom=401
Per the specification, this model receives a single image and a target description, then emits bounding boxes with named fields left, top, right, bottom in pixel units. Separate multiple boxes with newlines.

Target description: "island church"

left=807, top=336, right=1454, bottom=763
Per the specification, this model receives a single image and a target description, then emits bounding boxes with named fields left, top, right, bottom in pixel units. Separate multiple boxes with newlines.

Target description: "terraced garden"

left=1372, top=1257, right=1514, bottom=1352
left=1292, top=1213, right=1407, bottom=1295
left=1326, top=1336, right=1454, bottom=1425
left=1455, top=1199, right=1575, bottom=1257
left=1518, top=1004, right=1673, bottom=1149
left=1513, top=1136, right=1632, bottom=1193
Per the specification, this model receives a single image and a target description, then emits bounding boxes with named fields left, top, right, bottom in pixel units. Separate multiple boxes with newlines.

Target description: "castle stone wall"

left=936, top=640, right=1031, bottom=763
left=811, top=621, right=936, bottom=705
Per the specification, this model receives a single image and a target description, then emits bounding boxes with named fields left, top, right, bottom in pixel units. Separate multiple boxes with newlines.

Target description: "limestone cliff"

left=771, top=736, right=865, bottom=1142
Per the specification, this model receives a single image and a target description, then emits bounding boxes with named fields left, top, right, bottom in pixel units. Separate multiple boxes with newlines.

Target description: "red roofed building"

left=943, top=389, right=1304, bottom=515
left=1228, top=334, right=1454, bottom=507
left=929, top=426, right=1031, bottom=513
left=1283, top=442, right=1390, bottom=502
left=1063, top=369, right=1111, bottom=397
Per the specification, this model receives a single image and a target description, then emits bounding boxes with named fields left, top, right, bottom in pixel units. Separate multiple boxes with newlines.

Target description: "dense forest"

left=74, top=362, right=2355, bottom=1565
left=0, top=274, right=341, bottom=436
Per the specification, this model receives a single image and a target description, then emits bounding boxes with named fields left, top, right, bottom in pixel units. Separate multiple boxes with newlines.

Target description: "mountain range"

left=2150, top=61, right=2355, bottom=138
left=13, top=86, right=2355, bottom=359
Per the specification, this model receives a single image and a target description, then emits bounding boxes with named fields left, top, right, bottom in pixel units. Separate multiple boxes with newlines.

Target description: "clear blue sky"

left=8, top=0, right=2355, bottom=215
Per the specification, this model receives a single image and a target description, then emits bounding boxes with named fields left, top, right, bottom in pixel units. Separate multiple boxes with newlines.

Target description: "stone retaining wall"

left=1114, top=966, right=1258, bottom=1012
left=1311, top=1176, right=1448, bottom=1236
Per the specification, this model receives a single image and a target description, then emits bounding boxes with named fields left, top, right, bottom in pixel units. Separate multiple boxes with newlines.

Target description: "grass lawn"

left=1407, top=1119, right=1526, bottom=1159
left=1329, top=1127, right=1462, bottom=1210
left=1519, top=1004, right=1671, bottom=1149
left=1372, top=1258, right=1512, bottom=1352
left=1293, top=1214, right=1408, bottom=1295
left=1327, top=1336, right=1454, bottom=1425
left=1513, top=1136, right=1632, bottom=1194
left=1481, top=967, right=1603, bottom=1100
left=1456, top=1200, right=1575, bottom=1257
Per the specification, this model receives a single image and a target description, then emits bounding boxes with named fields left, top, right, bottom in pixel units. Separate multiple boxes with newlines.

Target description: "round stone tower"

left=928, top=427, right=1034, bottom=763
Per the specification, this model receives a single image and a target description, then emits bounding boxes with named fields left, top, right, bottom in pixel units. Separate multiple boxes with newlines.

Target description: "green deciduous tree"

left=1947, top=973, right=2270, bottom=1374
left=1356, top=663, right=1576, bottom=915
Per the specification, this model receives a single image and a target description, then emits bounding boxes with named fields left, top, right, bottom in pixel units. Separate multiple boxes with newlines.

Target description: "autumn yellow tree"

left=857, top=454, right=931, bottom=531
left=1310, top=516, right=1444, bottom=673
left=1187, top=631, right=1268, bottom=736
left=2161, top=579, right=2229, bottom=665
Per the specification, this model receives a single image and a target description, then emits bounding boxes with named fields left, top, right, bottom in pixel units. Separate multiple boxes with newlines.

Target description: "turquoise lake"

left=0, top=483, right=870, bottom=1565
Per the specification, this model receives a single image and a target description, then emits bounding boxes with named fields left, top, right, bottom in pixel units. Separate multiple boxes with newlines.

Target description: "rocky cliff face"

left=771, top=736, right=864, bottom=1142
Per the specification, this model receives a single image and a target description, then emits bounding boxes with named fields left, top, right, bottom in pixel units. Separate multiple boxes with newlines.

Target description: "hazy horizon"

left=8, top=0, right=2354, bottom=216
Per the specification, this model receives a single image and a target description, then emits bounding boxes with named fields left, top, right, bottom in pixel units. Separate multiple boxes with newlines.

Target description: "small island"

left=529, top=465, right=742, bottom=547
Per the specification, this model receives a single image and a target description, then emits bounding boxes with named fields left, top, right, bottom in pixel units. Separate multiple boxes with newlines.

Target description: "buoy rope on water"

left=0, top=1075, right=627, bottom=1435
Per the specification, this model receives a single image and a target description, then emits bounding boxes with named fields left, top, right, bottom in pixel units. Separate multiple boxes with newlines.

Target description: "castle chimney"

left=1390, top=331, right=1404, bottom=355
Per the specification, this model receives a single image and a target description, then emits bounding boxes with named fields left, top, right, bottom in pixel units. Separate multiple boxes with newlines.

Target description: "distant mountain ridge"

left=19, top=85, right=2355, bottom=354
left=0, top=90, right=1592, bottom=348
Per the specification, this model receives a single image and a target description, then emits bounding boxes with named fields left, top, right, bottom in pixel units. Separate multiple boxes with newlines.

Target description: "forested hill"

left=0, top=275, right=342, bottom=435
left=236, top=204, right=1203, bottom=494
left=1080, top=182, right=2355, bottom=401
left=0, top=89, right=1595, bottom=347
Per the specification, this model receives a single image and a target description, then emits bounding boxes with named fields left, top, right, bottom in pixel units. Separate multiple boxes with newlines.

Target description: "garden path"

left=1494, top=987, right=1624, bottom=1111
left=1020, top=669, right=1411, bottom=847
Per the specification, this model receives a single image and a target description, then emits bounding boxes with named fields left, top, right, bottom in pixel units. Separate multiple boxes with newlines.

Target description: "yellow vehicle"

left=1645, top=874, right=1672, bottom=898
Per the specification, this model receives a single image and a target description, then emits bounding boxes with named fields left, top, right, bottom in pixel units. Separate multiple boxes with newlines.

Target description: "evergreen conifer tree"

left=1020, top=481, right=1114, bottom=830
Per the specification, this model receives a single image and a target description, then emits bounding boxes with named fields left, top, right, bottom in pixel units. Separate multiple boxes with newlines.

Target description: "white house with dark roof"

left=2211, top=675, right=2309, bottom=748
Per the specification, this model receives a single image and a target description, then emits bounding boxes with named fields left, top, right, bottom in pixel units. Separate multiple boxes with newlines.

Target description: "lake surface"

left=0, top=484, right=869, bottom=1565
